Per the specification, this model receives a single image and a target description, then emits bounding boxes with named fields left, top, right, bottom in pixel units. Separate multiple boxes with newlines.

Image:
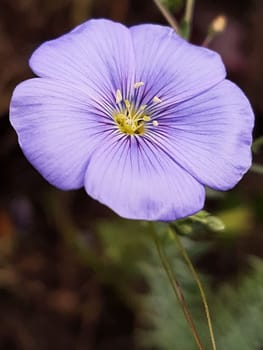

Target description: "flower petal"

left=10, top=78, right=116, bottom=189
left=148, top=80, right=254, bottom=190
left=129, top=24, right=226, bottom=106
left=84, top=136, right=205, bottom=221
left=30, top=19, right=135, bottom=100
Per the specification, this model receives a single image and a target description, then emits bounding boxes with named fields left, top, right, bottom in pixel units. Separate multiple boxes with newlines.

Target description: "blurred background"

left=0, top=0, right=263, bottom=349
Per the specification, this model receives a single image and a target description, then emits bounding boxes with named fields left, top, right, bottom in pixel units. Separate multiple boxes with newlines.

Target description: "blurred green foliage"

left=97, top=209, right=263, bottom=350
left=139, top=255, right=263, bottom=350
left=161, top=0, right=184, bottom=11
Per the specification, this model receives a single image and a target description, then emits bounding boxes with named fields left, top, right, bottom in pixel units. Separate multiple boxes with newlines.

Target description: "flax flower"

left=10, top=19, right=254, bottom=221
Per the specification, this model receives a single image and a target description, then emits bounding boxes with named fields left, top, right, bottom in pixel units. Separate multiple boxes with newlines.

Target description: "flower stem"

left=170, top=226, right=217, bottom=350
left=150, top=224, right=205, bottom=350
left=252, top=136, right=263, bottom=153
left=250, top=163, right=263, bottom=175
left=184, top=0, right=195, bottom=26
left=181, top=0, right=195, bottom=39
left=153, top=0, right=180, bottom=32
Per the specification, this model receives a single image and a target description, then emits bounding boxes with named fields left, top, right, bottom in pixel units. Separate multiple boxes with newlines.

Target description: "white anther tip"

left=116, top=89, right=123, bottom=104
left=153, top=96, right=162, bottom=103
left=134, top=82, right=144, bottom=89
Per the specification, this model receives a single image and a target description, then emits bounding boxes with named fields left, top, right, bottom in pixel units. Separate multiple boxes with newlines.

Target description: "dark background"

left=0, top=0, right=262, bottom=349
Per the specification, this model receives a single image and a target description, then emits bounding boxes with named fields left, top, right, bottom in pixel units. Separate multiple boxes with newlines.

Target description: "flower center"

left=114, top=99, right=150, bottom=135
left=113, top=83, right=160, bottom=136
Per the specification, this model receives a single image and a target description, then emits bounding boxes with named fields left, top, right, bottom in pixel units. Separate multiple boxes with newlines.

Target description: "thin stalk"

left=250, top=163, right=263, bottom=175
left=184, top=0, right=195, bottom=24
left=252, top=136, right=263, bottom=153
left=182, top=0, right=195, bottom=39
left=171, top=227, right=217, bottom=350
left=202, top=34, right=213, bottom=48
left=151, top=228, right=205, bottom=350
left=202, top=15, right=227, bottom=47
left=153, top=0, right=180, bottom=32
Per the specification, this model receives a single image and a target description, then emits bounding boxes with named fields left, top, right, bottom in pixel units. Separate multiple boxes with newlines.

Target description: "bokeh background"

left=0, top=0, right=263, bottom=349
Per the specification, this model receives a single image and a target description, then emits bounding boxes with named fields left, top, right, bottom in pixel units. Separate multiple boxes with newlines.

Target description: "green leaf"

left=173, top=210, right=225, bottom=237
left=138, top=256, right=263, bottom=350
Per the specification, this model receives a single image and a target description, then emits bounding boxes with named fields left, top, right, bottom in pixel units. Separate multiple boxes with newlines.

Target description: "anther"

left=153, top=96, right=162, bottom=103
left=116, top=89, right=123, bottom=104
left=143, top=116, right=151, bottom=122
left=153, top=120, right=159, bottom=127
left=125, top=99, right=131, bottom=110
left=134, top=82, right=144, bottom=89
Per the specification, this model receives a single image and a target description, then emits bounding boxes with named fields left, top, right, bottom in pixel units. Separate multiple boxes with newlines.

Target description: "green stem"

left=184, top=0, right=195, bottom=24
left=150, top=225, right=205, bottom=350
left=250, top=163, right=263, bottom=175
left=182, top=0, right=195, bottom=39
left=171, top=226, right=217, bottom=350
left=153, top=0, right=180, bottom=32
left=252, top=136, right=263, bottom=153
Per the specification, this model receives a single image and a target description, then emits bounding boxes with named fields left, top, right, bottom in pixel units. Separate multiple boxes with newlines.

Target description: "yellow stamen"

left=143, top=116, right=151, bottom=122
left=125, top=99, right=131, bottom=110
left=139, top=105, right=147, bottom=111
left=114, top=90, right=154, bottom=135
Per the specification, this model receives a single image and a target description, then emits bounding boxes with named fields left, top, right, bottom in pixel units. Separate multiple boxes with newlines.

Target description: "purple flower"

left=10, top=19, right=254, bottom=221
